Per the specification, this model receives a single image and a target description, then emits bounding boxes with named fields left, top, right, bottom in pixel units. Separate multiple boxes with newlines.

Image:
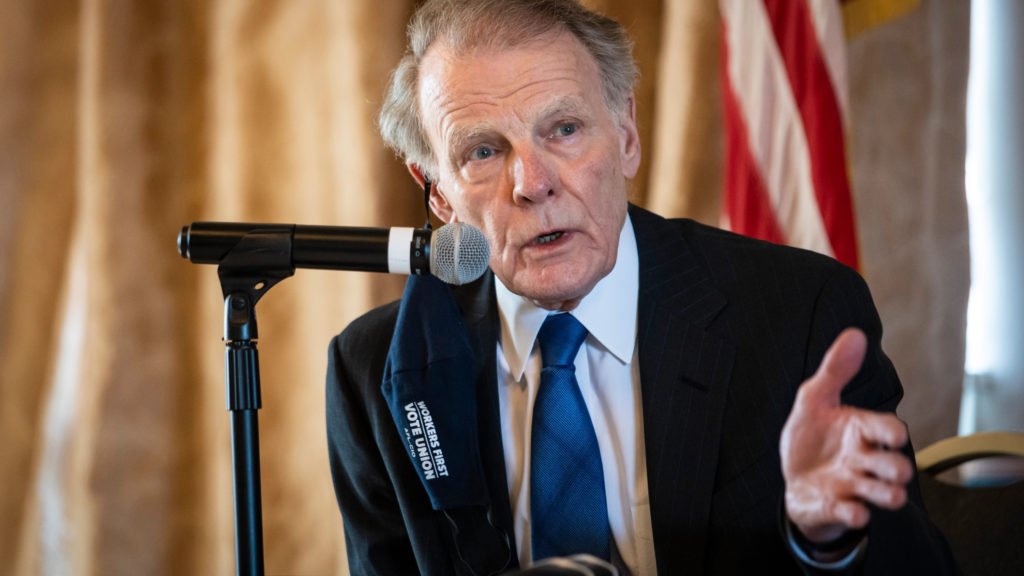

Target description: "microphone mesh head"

left=430, top=222, right=490, bottom=285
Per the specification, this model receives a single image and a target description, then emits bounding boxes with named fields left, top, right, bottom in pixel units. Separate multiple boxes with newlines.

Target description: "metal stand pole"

left=214, top=229, right=295, bottom=576
left=225, top=291, right=264, bottom=576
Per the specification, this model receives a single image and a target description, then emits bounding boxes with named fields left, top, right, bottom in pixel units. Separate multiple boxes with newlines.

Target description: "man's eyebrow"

left=446, top=124, right=499, bottom=164
left=536, top=96, right=588, bottom=122
left=449, top=125, right=495, bottom=152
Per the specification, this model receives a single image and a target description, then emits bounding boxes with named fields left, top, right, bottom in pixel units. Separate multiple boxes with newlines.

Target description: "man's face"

left=415, top=31, right=641, bottom=310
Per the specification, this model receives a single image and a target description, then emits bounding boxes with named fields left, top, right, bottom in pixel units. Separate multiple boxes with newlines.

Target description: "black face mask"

left=381, top=273, right=512, bottom=575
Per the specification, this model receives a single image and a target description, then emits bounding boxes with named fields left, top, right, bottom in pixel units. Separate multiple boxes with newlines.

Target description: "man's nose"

left=511, top=146, right=556, bottom=204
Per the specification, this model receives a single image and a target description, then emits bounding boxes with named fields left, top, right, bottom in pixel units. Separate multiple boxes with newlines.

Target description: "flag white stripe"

left=720, top=0, right=834, bottom=257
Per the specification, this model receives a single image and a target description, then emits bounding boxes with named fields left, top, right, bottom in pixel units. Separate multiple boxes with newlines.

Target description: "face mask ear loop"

left=423, top=175, right=433, bottom=230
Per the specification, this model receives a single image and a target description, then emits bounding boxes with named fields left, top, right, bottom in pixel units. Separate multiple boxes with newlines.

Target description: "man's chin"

left=511, top=279, right=595, bottom=312
left=498, top=260, right=610, bottom=309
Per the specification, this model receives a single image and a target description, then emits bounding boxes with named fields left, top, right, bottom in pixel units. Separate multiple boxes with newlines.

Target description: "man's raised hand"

left=780, top=328, right=914, bottom=544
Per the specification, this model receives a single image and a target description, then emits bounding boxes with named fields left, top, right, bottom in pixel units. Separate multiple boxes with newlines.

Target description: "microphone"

left=178, top=221, right=490, bottom=285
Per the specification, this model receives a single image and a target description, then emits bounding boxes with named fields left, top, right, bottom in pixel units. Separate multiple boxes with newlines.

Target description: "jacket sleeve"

left=787, top=263, right=961, bottom=576
left=326, top=312, right=423, bottom=576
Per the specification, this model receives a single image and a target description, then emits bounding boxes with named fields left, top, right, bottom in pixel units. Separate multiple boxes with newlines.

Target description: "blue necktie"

left=530, top=313, right=610, bottom=561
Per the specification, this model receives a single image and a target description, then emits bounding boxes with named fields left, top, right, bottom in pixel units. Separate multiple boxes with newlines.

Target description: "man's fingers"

left=809, top=472, right=907, bottom=532
left=847, top=410, right=909, bottom=451
left=800, top=328, right=868, bottom=407
left=846, top=448, right=914, bottom=484
left=849, top=476, right=908, bottom=510
left=828, top=498, right=871, bottom=531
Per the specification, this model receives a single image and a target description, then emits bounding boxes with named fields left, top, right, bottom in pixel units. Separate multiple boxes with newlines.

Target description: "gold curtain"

left=0, top=1, right=967, bottom=574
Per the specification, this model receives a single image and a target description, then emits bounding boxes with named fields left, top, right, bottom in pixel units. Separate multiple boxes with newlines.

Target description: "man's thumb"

left=803, top=328, right=868, bottom=406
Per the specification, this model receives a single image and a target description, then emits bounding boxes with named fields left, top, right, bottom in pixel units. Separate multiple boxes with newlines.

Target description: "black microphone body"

left=178, top=221, right=489, bottom=285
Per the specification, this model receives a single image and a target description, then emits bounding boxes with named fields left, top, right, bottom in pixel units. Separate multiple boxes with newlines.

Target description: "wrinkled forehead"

left=420, top=31, right=589, bottom=96
left=417, top=31, right=602, bottom=130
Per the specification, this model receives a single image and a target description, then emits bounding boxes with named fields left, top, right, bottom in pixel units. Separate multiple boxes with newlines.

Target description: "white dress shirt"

left=494, top=215, right=657, bottom=575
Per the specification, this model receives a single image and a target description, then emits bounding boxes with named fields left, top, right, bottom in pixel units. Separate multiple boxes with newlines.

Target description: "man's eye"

left=556, top=123, right=578, bottom=137
left=469, top=146, right=494, bottom=161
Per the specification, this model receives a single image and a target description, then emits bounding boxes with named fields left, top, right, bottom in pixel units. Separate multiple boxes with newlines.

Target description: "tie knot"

left=537, top=313, right=589, bottom=368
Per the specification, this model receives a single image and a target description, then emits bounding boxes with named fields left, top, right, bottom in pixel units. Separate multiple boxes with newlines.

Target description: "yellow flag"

left=841, top=0, right=919, bottom=39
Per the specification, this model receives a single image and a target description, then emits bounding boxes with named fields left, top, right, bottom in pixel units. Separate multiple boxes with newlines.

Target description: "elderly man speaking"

left=325, top=1, right=959, bottom=575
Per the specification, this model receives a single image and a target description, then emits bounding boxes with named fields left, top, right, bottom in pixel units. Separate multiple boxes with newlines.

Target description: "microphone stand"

left=212, top=228, right=296, bottom=576
left=180, top=220, right=483, bottom=574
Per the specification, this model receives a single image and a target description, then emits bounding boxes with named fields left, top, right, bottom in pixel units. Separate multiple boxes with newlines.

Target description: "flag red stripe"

left=721, top=25, right=786, bottom=246
left=762, top=0, right=860, bottom=269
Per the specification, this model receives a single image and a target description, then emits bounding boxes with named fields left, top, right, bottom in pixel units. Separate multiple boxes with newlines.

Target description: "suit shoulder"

left=670, top=217, right=851, bottom=286
left=330, top=299, right=401, bottom=358
left=632, top=203, right=840, bottom=268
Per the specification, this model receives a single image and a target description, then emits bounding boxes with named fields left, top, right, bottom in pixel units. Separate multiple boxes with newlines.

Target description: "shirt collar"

left=495, top=214, right=639, bottom=381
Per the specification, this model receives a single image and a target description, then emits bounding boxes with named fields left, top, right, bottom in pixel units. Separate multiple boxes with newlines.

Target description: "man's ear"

left=406, top=163, right=455, bottom=223
left=618, top=96, right=642, bottom=179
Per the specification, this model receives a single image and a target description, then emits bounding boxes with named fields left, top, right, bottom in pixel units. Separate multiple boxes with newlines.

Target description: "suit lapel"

left=631, top=206, right=735, bottom=575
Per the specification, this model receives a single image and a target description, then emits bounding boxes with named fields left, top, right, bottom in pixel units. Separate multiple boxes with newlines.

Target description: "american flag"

left=719, top=0, right=859, bottom=269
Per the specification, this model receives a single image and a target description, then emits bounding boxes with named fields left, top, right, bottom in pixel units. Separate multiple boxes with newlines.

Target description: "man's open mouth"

left=534, top=231, right=565, bottom=245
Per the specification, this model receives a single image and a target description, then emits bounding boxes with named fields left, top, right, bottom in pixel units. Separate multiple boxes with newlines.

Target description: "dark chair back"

left=917, top=432, right=1024, bottom=576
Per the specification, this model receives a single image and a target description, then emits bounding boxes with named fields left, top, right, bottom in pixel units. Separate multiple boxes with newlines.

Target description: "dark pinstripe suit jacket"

left=326, top=205, right=958, bottom=576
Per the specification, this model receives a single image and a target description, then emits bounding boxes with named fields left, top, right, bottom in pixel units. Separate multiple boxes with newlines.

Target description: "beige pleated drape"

left=0, top=1, right=968, bottom=574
